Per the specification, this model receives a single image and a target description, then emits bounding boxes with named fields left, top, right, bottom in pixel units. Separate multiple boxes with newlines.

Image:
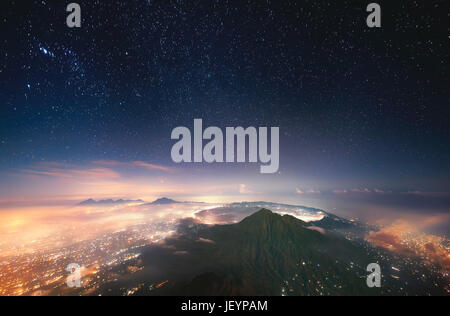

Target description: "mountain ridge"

left=78, top=198, right=144, bottom=206
left=148, top=197, right=179, bottom=205
left=82, top=208, right=448, bottom=296
left=144, top=208, right=375, bottom=296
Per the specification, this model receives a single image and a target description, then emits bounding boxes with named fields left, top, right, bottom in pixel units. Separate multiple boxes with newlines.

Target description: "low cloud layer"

left=366, top=220, right=450, bottom=273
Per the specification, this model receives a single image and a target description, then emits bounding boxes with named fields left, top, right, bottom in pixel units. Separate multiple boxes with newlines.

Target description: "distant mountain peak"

left=150, top=197, right=179, bottom=205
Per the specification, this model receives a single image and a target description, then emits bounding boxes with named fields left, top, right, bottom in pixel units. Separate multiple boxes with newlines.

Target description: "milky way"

left=0, top=1, right=449, bottom=219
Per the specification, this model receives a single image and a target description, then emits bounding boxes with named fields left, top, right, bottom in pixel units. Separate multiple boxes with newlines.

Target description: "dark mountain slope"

left=87, top=209, right=448, bottom=296
left=154, top=209, right=377, bottom=296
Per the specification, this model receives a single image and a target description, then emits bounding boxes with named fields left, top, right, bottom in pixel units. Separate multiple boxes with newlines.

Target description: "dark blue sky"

left=0, top=0, right=449, bottom=199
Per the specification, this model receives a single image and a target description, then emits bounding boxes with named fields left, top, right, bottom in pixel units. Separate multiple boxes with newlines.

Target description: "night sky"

left=0, top=1, right=449, bottom=220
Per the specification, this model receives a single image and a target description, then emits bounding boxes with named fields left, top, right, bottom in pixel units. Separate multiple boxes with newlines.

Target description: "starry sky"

left=0, top=1, right=449, bottom=222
